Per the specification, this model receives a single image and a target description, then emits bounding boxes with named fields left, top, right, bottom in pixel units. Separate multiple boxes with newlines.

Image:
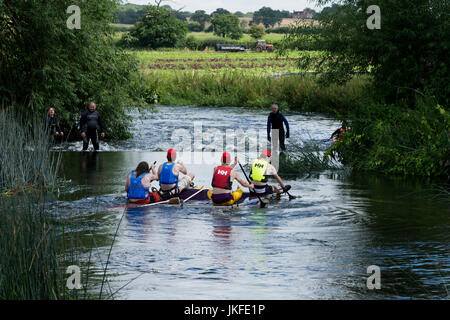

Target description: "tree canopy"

left=210, top=14, right=243, bottom=39
left=128, top=5, right=188, bottom=49
left=252, top=7, right=284, bottom=28
left=284, top=0, right=450, bottom=106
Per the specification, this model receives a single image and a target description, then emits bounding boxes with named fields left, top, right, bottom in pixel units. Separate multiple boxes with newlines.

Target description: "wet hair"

left=135, top=161, right=150, bottom=177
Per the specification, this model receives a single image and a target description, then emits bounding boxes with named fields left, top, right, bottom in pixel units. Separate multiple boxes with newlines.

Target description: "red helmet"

left=262, top=150, right=271, bottom=157
left=167, top=149, right=176, bottom=161
left=222, top=152, right=231, bottom=164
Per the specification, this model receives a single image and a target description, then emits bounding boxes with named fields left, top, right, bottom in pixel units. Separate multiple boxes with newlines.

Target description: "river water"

left=51, top=106, right=449, bottom=300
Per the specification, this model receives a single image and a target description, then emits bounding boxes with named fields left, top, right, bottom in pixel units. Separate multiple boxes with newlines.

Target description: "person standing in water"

left=80, top=102, right=105, bottom=151
left=45, top=107, right=63, bottom=138
left=267, top=104, right=290, bottom=153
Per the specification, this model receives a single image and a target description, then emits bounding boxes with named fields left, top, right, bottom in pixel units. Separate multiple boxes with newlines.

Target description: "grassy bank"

left=144, top=69, right=368, bottom=113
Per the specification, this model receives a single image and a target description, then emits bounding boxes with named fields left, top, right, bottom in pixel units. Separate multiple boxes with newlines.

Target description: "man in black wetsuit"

left=80, top=102, right=105, bottom=151
left=267, top=104, right=290, bottom=152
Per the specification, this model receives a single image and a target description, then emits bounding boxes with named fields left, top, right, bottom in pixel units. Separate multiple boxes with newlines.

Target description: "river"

left=50, top=106, right=449, bottom=299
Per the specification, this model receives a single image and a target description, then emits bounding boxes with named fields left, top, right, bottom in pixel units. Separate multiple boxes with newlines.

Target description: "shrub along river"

left=50, top=106, right=449, bottom=299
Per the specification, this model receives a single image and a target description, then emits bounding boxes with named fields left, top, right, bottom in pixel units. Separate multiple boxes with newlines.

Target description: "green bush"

left=325, top=101, right=450, bottom=177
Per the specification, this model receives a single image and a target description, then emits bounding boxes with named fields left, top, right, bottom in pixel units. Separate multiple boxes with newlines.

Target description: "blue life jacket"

left=159, top=162, right=179, bottom=188
left=127, top=171, right=150, bottom=200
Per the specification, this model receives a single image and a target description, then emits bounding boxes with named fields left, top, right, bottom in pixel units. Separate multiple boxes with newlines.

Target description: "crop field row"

left=135, top=51, right=324, bottom=76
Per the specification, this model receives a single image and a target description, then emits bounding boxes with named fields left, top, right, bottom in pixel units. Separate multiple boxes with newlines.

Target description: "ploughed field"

left=136, top=51, right=324, bottom=77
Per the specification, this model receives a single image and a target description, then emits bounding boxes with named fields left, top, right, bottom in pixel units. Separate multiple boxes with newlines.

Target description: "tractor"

left=255, top=40, right=275, bottom=53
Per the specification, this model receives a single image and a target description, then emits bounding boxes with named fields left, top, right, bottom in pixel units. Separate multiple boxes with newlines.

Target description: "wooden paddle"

left=238, top=161, right=266, bottom=209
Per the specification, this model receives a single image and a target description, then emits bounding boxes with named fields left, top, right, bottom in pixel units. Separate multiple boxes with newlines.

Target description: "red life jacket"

left=212, top=166, right=232, bottom=190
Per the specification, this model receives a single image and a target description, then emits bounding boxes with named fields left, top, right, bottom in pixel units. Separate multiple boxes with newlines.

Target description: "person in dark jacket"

left=267, top=104, right=290, bottom=151
left=80, top=102, right=105, bottom=151
left=45, top=107, right=63, bottom=138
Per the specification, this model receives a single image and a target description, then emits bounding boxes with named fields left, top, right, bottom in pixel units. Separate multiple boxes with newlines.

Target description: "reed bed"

left=279, top=140, right=341, bottom=176
left=0, top=110, right=121, bottom=299
left=145, top=70, right=368, bottom=114
left=0, top=109, right=60, bottom=194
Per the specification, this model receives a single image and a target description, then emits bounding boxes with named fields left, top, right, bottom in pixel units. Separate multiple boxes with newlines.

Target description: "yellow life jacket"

left=250, top=159, right=268, bottom=182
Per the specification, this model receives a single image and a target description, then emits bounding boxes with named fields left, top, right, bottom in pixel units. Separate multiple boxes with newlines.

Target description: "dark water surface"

left=52, top=106, right=449, bottom=299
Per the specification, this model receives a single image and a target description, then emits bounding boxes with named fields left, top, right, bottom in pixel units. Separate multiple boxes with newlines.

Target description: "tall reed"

left=0, top=109, right=60, bottom=193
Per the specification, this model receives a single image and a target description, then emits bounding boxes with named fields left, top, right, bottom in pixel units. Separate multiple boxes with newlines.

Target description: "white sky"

left=122, top=0, right=324, bottom=14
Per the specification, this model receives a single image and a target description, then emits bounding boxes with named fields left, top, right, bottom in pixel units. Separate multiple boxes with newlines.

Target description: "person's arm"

left=156, top=164, right=162, bottom=180
left=273, top=173, right=285, bottom=189
left=55, top=116, right=62, bottom=135
left=282, top=114, right=290, bottom=138
left=177, top=161, right=188, bottom=175
left=125, top=172, right=131, bottom=192
left=267, top=116, right=271, bottom=140
left=97, top=113, right=105, bottom=137
left=235, top=175, right=254, bottom=189
left=230, top=156, right=238, bottom=169
left=80, top=112, right=87, bottom=134
left=232, top=171, right=254, bottom=189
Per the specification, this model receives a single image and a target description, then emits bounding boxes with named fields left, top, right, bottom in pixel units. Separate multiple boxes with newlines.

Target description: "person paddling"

left=157, top=149, right=195, bottom=198
left=267, top=104, right=290, bottom=152
left=80, top=102, right=105, bottom=151
left=249, top=150, right=290, bottom=197
left=207, top=152, right=254, bottom=206
left=126, top=161, right=158, bottom=204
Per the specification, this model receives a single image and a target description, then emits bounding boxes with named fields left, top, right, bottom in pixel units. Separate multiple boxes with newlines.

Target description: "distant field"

left=134, top=50, right=324, bottom=77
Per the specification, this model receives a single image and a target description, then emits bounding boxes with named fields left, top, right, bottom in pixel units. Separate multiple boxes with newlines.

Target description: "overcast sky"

left=123, top=0, right=324, bottom=13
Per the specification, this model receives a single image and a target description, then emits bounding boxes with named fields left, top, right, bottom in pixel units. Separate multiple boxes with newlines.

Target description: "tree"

left=280, top=10, right=291, bottom=18
left=249, top=24, right=266, bottom=39
left=0, top=0, right=143, bottom=139
left=191, top=10, right=210, bottom=28
left=129, top=5, right=187, bottom=49
left=211, top=14, right=243, bottom=39
left=252, top=7, right=283, bottom=28
left=211, top=8, right=231, bottom=17
left=234, top=11, right=244, bottom=17
left=284, top=0, right=450, bottom=105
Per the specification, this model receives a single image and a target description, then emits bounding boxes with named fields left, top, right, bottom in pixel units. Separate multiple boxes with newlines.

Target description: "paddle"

left=281, top=185, right=296, bottom=200
left=238, top=161, right=266, bottom=209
